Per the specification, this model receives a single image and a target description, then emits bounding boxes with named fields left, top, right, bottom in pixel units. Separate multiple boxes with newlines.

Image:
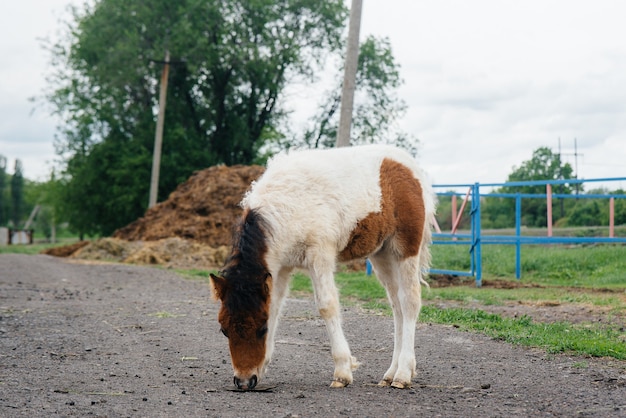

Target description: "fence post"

left=609, top=197, right=615, bottom=238
left=546, top=184, right=553, bottom=237
left=451, top=194, right=457, bottom=231
left=471, top=182, right=482, bottom=287
left=515, top=193, right=522, bottom=279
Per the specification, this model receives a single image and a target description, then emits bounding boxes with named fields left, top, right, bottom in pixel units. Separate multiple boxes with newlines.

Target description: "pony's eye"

left=220, top=327, right=229, bottom=338
left=256, top=323, right=268, bottom=339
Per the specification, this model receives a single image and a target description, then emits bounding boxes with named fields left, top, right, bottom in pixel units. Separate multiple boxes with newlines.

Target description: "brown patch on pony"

left=339, top=158, right=426, bottom=261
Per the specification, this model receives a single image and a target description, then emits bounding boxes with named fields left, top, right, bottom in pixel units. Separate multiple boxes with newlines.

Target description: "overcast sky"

left=1, top=0, right=625, bottom=190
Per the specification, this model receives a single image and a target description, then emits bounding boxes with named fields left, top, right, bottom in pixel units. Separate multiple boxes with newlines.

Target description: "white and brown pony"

left=210, top=144, right=436, bottom=390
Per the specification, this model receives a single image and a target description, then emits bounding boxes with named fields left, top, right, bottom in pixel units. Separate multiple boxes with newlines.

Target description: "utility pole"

left=573, top=138, right=583, bottom=196
left=559, top=137, right=584, bottom=198
left=148, top=50, right=170, bottom=208
left=336, top=0, right=363, bottom=148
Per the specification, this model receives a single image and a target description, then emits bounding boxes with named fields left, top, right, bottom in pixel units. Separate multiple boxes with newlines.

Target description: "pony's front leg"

left=263, top=266, right=293, bottom=377
left=309, top=267, right=359, bottom=388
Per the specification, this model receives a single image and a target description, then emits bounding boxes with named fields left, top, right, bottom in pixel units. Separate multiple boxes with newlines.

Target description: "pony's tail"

left=418, top=184, right=437, bottom=289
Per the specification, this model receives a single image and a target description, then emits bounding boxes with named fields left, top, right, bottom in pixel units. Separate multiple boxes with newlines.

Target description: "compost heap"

left=45, top=164, right=265, bottom=270
left=113, top=164, right=264, bottom=247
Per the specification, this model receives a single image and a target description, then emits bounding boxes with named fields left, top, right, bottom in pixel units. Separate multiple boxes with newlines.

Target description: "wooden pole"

left=336, top=0, right=363, bottom=148
left=451, top=194, right=457, bottom=232
left=148, top=50, right=170, bottom=208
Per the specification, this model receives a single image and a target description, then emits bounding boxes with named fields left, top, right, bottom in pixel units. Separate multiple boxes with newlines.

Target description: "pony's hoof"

left=390, top=381, right=412, bottom=389
left=377, top=379, right=392, bottom=387
left=330, top=378, right=350, bottom=388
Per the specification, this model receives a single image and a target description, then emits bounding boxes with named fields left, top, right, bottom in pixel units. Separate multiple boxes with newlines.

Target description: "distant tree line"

left=0, top=156, right=27, bottom=229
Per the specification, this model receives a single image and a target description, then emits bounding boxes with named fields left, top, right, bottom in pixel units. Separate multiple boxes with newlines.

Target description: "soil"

left=1, top=254, right=625, bottom=417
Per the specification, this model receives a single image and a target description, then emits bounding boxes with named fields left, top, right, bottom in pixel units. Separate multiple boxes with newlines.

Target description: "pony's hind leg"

left=308, top=254, right=359, bottom=388
left=368, top=251, right=404, bottom=387
left=393, top=256, right=423, bottom=388
left=370, top=252, right=423, bottom=389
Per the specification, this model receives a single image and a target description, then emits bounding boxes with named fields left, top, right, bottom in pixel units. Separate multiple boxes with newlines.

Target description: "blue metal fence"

left=431, top=177, right=626, bottom=287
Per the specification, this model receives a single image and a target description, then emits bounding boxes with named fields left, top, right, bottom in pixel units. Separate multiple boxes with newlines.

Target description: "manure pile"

left=44, top=165, right=265, bottom=269
left=113, top=164, right=264, bottom=247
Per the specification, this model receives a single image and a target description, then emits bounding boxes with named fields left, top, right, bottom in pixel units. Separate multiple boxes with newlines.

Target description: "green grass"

left=420, top=306, right=626, bottom=360
left=0, top=239, right=80, bottom=255
left=432, top=244, right=626, bottom=288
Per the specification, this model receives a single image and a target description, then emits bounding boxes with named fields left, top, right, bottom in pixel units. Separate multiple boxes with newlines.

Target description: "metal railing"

left=431, top=177, right=626, bottom=287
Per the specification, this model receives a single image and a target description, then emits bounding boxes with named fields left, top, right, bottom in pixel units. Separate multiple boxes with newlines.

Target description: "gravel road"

left=1, top=254, right=624, bottom=417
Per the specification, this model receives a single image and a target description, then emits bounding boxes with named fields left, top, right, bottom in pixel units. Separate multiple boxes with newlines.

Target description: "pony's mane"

left=220, top=209, right=271, bottom=315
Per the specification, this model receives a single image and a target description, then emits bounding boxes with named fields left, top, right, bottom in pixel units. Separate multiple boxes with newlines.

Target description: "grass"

left=432, top=243, right=626, bottom=288
left=0, top=237, right=84, bottom=255
left=420, top=306, right=626, bottom=360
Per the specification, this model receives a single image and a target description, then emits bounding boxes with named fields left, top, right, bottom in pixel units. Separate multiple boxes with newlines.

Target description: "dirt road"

left=1, top=254, right=624, bottom=417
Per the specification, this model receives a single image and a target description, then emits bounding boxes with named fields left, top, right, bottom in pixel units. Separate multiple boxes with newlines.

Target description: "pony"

left=210, top=144, right=436, bottom=390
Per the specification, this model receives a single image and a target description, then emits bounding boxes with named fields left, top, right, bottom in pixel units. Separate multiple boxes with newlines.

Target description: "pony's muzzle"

left=234, top=374, right=258, bottom=390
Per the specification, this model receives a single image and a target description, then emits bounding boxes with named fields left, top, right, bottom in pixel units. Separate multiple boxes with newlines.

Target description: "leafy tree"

left=483, top=147, right=576, bottom=228
left=297, top=36, right=416, bottom=153
left=10, top=160, right=24, bottom=228
left=567, top=199, right=602, bottom=227
left=506, top=147, right=575, bottom=189
left=46, top=0, right=348, bottom=236
left=562, top=188, right=626, bottom=228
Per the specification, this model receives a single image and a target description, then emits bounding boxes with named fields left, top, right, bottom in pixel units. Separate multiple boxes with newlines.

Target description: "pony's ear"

left=209, top=273, right=228, bottom=301
left=263, top=272, right=272, bottom=297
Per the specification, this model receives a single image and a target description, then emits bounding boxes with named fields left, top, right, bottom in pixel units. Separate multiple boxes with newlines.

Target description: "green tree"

left=10, top=159, right=24, bottom=228
left=562, top=188, right=626, bottom=228
left=567, top=199, right=602, bottom=227
left=46, top=0, right=348, bottom=236
left=483, top=147, right=576, bottom=228
left=298, top=36, right=416, bottom=153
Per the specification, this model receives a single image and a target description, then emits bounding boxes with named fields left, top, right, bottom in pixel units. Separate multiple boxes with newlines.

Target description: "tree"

left=10, top=159, right=24, bottom=228
left=46, top=0, right=348, bottom=236
left=297, top=36, right=417, bottom=154
left=483, top=147, right=576, bottom=228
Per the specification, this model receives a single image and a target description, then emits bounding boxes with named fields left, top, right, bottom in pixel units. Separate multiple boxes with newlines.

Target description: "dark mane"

left=220, top=209, right=271, bottom=314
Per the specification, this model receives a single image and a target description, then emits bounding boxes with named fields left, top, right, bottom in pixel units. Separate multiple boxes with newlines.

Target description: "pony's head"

left=210, top=208, right=273, bottom=389
left=210, top=271, right=272, bottom=389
